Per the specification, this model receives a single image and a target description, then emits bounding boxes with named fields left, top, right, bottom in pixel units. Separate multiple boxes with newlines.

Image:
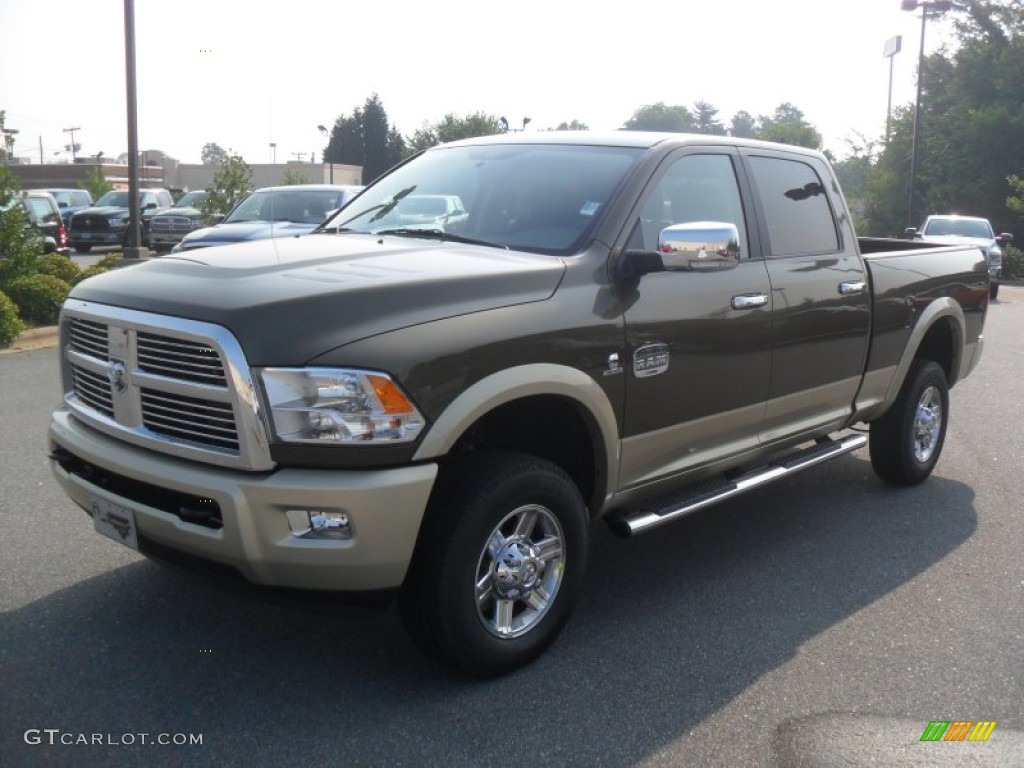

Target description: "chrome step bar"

left=607, top=434, right=868, bottom=538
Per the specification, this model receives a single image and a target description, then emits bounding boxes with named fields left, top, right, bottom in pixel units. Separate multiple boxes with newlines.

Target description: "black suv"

left=68, top=188, right=174, bottom=252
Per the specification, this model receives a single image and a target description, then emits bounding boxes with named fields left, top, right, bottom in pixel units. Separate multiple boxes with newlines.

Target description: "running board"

left=606, top=434, right=867, bottom=538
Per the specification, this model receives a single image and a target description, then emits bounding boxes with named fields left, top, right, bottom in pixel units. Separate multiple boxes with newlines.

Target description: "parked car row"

left=11, top=184, right=366, bottom=256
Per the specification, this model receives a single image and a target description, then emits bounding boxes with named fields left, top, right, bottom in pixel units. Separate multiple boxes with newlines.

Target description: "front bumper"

left=70, top=231, right=123, bottom=246
left=49, top=409, right=437, bottom=592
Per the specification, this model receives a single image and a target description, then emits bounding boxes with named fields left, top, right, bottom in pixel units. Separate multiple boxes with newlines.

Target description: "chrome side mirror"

left=658, top=221, right=741, bottom=271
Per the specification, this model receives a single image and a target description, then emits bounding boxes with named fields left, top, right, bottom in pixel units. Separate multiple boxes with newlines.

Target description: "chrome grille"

left=151, top=216, right=193, bottom=232
left=60, top=300, right=273, bottom=470
left=137, top=332, right=226, bottom=386
left=141, top=390, right=238, bottom=451
left=69, top=318, right=109, bottom=360
left=71, top=365, right=114, bottom=417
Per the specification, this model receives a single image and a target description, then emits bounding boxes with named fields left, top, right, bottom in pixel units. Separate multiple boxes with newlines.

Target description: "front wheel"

left=399, top=451, right=588, bottom=677
left=74, top=244, right=92, bottom=253
left=869, top=359, right=949, bottom=485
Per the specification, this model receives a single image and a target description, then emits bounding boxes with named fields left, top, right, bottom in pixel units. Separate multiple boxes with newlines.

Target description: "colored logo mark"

left=920, top=720, right=997, bottom=742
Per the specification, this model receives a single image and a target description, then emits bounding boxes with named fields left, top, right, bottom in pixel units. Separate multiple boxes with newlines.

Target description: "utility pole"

left=63, top=126, right=81, bottom=163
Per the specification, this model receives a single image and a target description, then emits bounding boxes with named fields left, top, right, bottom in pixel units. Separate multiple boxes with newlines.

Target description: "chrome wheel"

left=913, top=385, right=943, bottom=463
left=475, top=504, right=566, bottom=639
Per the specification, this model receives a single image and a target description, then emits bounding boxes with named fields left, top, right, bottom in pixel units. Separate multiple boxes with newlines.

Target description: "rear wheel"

left=399, top=451, right=588, bottom=677
left=869, top=359, right=949, bottom=485
left=74, top=244, right=92, bottom=253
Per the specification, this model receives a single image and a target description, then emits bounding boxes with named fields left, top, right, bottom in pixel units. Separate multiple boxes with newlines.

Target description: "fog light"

left=285, top=509, right=352, bottom=540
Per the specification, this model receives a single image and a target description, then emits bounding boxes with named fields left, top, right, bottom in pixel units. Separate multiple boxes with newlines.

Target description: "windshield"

left=323, top=143, right=643, bottom=255
left=225, top=188, right=342, bottom=224
left=95, top=190, right=132, bottom=207
left=175, top=191, right=207, bottom=208
left=924, top=217, right=993, bottom=239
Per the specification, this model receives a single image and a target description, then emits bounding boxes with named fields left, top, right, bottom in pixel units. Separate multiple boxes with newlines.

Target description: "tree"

left=622, top=103, right=695, bottom=132
left=729, top=111, right=758, bottom=139
left=1008, top=172, right=1024, bottom=217
left=552, top=120, right=590, bottom=131
left=323, top=94, right=406, bottom=184
left=201, top=142, right=230, bottom=166
left=202, top=153, right=252, bottom=224
left=693, top=101, right=726, bottom=135
left=82, top=166, right=112, bottom=201
left=282, top=168, right=309, bottom=185
left=408, top=112, right=505, bottom=153
left=0, top=110, right=14, bottom=163
left=756, top=103, right=822, bottom=149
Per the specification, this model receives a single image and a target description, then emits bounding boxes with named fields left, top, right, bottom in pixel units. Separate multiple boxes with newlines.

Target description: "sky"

left=1, top=0, right=959, bottom=166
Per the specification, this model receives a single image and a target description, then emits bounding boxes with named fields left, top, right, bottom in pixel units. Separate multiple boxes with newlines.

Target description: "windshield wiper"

left=374, top=228, right=500, bottom=248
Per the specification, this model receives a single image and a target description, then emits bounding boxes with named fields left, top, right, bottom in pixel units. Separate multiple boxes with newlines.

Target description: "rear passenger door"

left=617, top=149, right=773, bottom=489
left=740, top=149, right=870, bottom=442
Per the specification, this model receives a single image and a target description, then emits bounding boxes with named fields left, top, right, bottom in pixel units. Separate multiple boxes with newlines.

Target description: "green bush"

left=1002, top=244, right=1023, bottom=280
left=36, top=252, right=81, bottom=284
left=96, top=253, right=124, bottom=270
left=0, top=289, right=24, bottom=345
left=6, top=273, right=71, bottom=326
left=72, top=265, right=111, bottom=285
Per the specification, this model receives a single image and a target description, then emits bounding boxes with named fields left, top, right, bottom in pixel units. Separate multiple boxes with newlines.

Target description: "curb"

left=0, top=325, right=59, bottom=355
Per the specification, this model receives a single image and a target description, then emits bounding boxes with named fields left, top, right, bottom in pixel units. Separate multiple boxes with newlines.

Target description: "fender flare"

left=882, top=297, right=966, bottom=409
left=412, top=364, right=620, bottom=511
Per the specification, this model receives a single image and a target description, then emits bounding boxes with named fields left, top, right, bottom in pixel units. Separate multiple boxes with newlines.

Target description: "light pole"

left=63, top=126, right=81, bottom=163
left=269, top=142, right=277, bottom=164
left=902, top=0, right=951, bottom=228
left=318, top=124, right=333, bottom=183
left=883, top=35, right=902, bottom=143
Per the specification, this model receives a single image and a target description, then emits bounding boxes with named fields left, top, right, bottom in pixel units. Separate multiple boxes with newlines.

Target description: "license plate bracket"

left=91, top=494, right=139, bottom=550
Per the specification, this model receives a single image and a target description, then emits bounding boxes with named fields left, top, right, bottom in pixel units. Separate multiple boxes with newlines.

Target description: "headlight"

left=190, top=218, right=204, bottom=227
left=109, top=218, right=128, bottom=228
left=260, top=367, right=425, bottom=445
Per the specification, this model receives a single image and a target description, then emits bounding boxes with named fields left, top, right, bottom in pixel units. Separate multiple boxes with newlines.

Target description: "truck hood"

left=919, top=234, right=996, bottom=249
left=179, top=220, right=317, bottom=249
left=69, top=232, right=565, bottom=365
left=75, top=205, right=129, bottom=218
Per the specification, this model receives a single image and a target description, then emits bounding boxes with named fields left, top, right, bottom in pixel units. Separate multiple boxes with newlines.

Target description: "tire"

left=990, top=281, right=999, bottom=301
left=399, top=450, right=588, bottom=677
left=74, top=245, right=92, bottom=253
left=869, top=359, right=949, bottom=486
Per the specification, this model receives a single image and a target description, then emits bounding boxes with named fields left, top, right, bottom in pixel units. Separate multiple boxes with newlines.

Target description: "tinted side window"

left=748, top=156, right=838, bottom=256
left=634, top=153, right=749, bottom=258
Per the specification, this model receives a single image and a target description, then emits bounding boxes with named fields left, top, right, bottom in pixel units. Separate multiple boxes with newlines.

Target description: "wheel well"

left=914, top=318, right=956, bottom=383
left=446, top=395, right=603, bottom=514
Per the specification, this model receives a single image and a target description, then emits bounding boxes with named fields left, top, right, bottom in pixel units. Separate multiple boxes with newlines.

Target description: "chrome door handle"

left=838, top=281, right=866, bottom=295
left=731, top=293, right=768, bottom=310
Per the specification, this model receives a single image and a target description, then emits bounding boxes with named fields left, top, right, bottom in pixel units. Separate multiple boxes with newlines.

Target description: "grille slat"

left=71, top=365, right=113, bottom=417
left=141, top=390, right=239, bottom=450
left=70, top=318, right=109, bottom=361
left=137, top=333, right=226, bottom=386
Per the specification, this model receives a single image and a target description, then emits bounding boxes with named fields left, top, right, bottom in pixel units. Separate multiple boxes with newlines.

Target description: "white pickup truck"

left=907, top=214, right=1013, bottom=299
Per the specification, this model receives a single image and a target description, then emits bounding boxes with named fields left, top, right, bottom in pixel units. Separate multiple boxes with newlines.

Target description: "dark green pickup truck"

left=49, top=133, right=989, bottom=676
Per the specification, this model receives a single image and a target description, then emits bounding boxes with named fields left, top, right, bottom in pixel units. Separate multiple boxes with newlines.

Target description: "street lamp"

left=902, top=0, right=952, bottom=228
left=269, top=142, right=277, bottom=164
left=318, top=124, right=333, bottom=183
